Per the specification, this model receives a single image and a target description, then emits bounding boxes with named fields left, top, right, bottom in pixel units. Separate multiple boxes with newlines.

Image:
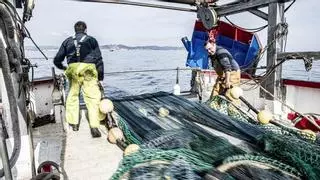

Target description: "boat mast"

left=262, top=2, right=285, bottom=114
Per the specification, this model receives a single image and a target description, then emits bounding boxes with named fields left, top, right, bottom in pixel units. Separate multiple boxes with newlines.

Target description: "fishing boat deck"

left=24, top=75, right=320, bottom=180
left=32, top=110, right=123, bottom=180
left=30, top=102, right=250, bottom=180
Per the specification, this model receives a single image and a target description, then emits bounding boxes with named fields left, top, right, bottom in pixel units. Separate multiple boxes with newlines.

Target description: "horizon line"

left=25, top=44, right=185, bottom=48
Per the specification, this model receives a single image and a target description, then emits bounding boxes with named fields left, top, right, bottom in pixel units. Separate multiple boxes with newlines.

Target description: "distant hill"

left=100, top=44, right=184, bottom=50
left=25, top=44, right=184, bottom=51
left=25, top=45, right=58, bottom=51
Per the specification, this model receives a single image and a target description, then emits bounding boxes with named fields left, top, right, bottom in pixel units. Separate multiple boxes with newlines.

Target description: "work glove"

left=99, top=81, right=104, bottom=87
left=225, top=80, right=231, bottom=89
left=98, top=81, right=105, bottom=99
left=98, top=81, right=104, bottom=91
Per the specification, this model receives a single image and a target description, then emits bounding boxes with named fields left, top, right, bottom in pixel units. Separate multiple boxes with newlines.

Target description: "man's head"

left=205, top=41, right=217, bottom=55
left=74, top=21, right=87, bottom=33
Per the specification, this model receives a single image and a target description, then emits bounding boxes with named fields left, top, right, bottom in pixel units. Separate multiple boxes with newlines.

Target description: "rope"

left=239, top=22, right=290, bottom=91
left=0, top=1, right=48, bottom=60
left=243, top=72, right=320, bottom=131
left=284, top=0, right=296, bottom=12
left=224, top=16, right=268, bottom=33
left=241, top=22, right=289, bottom=73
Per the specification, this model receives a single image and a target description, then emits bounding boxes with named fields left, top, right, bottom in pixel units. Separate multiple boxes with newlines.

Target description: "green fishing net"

left=108, top=92, right=319, bottom=179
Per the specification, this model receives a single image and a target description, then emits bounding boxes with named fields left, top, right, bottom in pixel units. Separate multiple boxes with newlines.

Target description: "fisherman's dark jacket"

left=54, top=32, right=104, bottom=81
left=209, top=46, right=240, bottom=76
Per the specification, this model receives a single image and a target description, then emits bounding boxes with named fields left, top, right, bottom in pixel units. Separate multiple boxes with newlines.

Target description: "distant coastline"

left=25, top=44, right=185, bottom=51
left=101, top=44, right=184, bottom=51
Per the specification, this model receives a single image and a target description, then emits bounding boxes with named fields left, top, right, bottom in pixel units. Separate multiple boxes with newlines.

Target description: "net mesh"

left=109, top=92, right=319, bottom=179
left=127, top=159, right=202, bottom=180
left=209, top=95, right=317, bottom=142
left=222, top=154, right=302, bottom=177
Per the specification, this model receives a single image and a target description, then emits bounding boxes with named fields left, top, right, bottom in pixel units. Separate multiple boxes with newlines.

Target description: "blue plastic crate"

left=216, top=34, right=260, bottom=69
left=183, top=30, right=209, bottom=69
left=182, top=21, right=262, bottom=71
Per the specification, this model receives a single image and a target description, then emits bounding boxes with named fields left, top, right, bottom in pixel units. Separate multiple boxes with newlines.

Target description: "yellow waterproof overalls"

left=65, top=63, right=106, bottom=128
left=210, top=58, right=241, bottom=100
left=64, top=35, right=105, bottom=128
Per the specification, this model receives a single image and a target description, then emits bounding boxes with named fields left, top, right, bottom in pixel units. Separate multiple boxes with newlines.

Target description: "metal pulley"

left=197, top=7, right=218, bottom=30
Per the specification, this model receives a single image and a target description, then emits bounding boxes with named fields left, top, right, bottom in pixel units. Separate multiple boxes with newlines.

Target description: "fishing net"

left=109, top=92, right=319, bottom=179
left=258, top=134, right=320, bottom=179
left=208, top=95, right=318, bottom=142
left=126, top=159, right=202, bottom=180
left=221, top=154, right=302, bottom=177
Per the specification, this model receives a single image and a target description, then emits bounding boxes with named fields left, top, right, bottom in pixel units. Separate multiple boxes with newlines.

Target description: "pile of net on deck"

left=110, top=92, right=320, bottom=180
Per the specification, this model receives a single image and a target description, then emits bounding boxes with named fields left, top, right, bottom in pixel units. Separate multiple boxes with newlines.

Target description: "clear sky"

left=24, top=0, right=320, bottom=51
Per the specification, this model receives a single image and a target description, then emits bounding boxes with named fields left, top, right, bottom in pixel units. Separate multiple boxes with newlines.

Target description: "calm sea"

left=26, top=48, right=320, bottom=98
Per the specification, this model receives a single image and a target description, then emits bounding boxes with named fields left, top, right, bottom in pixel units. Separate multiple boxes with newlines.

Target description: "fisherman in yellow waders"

left=204, top=41, right=241, bottom=102
left=53, top=21, right=105, bottom=137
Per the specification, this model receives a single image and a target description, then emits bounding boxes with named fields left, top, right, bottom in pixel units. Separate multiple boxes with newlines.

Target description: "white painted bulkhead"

left=285, top=85, right=320, bottom=114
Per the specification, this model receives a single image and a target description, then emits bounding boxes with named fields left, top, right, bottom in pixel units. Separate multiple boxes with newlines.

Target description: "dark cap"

left=74, top=21, right=87, bottom=33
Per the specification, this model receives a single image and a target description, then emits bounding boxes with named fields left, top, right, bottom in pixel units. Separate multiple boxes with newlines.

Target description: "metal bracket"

left=214, top=0, right=293, bottom=17
left=197, top=6, right=218, bottom=29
